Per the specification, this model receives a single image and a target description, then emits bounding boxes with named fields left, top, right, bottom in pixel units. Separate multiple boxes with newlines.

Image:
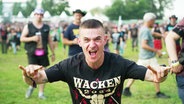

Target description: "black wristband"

left=27, top=77, right=37, bottom=88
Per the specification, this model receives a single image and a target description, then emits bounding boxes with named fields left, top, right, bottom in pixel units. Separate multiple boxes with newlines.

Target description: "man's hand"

left=171, top=64, right=183, bottom=74
left=19, top=65, right=43, bottom=87
left=147, top=65, right=170, bottom=83
left=156, top=50, right=162, bottom=57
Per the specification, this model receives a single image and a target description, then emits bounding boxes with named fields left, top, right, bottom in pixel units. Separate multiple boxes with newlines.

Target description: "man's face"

left=170, top=18, right=177, bottom=24
left=78, top=27, right=107, bottom=63
left=149, top=19, right=155, bottom=28
left=73, top=13, right=83, bottom=22
left=34, top=13, right=43, bottom=22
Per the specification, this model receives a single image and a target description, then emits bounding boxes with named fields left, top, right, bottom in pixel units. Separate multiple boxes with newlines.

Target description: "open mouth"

left=89, top=50, right=97, bottom=57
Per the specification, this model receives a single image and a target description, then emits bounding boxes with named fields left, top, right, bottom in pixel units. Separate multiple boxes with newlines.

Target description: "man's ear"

left=104, top=35, right=108, bottom=45
left=78, top=38, right=82, bottom=47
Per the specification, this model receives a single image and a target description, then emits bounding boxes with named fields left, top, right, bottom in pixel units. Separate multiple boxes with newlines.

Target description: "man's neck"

left=73, top=21, right=81, bottom=25
left=33, top=20, right=43, bottom=28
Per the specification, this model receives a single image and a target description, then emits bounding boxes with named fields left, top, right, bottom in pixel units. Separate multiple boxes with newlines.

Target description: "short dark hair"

left=80, top=19, right=104, bottom=29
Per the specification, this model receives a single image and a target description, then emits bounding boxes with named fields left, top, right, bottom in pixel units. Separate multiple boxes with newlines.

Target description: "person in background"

left=15, top=26, right=22, bottom=51
left=165, top=18, right=184, bottom=104
left=123, top=12, right=170, bottom=99
left=165, top=15, right=181, bottom=54
left=111, top=26, right=121, bottom=54
left=63, top=9, right=86, bottom=57
left=7, top=28, right=17, bottom=54
left=128, top=23, right=138, bottom=52
left=152, top=23, right=164, bottom=57
left=19, top=19, right=169, bottom=104
left=0, top=25, right=8, bottom=54
left=20, top=8, right=55, bottom=99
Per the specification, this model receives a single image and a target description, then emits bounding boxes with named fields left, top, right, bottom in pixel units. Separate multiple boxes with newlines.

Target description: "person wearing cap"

left=165, top=18, right=184, bottom=104
left=123, top=12, right=170, bottom=98
left=165, top=15, right=181, bottom=54
left=20, top=8, right=55, bottom=99
left=63, top=9, right=86, bottom=56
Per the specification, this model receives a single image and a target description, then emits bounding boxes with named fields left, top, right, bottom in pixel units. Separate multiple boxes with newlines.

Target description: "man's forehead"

left=80, top=28, right=104, bottom=34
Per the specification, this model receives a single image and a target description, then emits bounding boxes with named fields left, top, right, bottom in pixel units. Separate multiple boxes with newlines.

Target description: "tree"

left=21, top=0, right=36, bottom=18
left=12, top=0, right=36, bottom=18
left=12, top=3, right=22, bottom=16
left=42, top=0, right=69, bottom=16
left=0, top=0, right=2, bottom=15
left=105, top=0, right=173, bottom=20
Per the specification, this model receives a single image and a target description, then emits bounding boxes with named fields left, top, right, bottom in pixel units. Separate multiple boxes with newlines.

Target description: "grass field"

left=0, top=39, right=182, bottom=104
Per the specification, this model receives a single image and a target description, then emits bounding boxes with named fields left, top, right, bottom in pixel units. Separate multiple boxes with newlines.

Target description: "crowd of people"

left=0, top=7, right=183, bottom=103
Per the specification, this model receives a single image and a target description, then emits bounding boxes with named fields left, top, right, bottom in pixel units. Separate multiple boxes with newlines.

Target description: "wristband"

left=27, top=76, right=37, bottom=88
left=171, top=61, right=180, bottom=67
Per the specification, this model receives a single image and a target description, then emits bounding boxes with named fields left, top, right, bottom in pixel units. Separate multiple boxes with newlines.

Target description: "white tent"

left=44, top=11, right=51, bottom=18
left=60, top=11, right=68, bottom=18
left=60, top=11, right=68, bottom=21
left=17, top=11, right=24, bottom=18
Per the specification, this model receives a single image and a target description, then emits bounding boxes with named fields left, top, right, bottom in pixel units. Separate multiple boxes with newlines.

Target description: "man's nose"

left=89, top=40, right=96, bottom=48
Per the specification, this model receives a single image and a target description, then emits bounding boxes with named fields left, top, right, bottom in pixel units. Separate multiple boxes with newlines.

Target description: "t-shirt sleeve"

left=124, top=59, right=147, bottom=81
left=45, top=60, right=68, bottom=83
left=141, top=30, right=150, bottom=41
left=173, top=18, right=184, bottom=37
left=64, top=26, right=71, bottom=39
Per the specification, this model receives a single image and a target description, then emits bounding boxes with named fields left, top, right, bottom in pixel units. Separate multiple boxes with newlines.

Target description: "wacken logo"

left=73, top=76, right=121, bottom=104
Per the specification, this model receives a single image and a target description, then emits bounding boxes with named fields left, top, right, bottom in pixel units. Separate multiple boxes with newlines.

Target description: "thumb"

left=147, top=65, right=157, bottom=74
left=18, top=65, right=27, bottom=76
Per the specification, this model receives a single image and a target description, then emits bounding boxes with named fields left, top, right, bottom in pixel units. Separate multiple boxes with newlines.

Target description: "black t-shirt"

left=64, top=23, right=82, bottom=56
left=45, top=52, right=147, bottom=104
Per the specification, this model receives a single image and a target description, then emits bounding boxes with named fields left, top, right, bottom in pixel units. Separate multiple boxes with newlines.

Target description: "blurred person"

left=20, top=8, right=55, bottom=99
left=19, top=19, right=169, bottom=104
left=50, top=26, right=60, bottom=50
left=104, top=26, right=110, bottom=52
left=63, top=9, right=86, bottom=57
left=7, top=28, right=17, bottom=54
left=61, top=23, right=68, bottom=54
left=15, top=26, right=22, bottom=50
left=152, top=23, right=164, bottom=57
left=0, top=25, right=8, bottom=54
left=165, top=15, right=181, bottom=54
left=123, top=13, right=170, bottom=98
left=165, top=18, right=184, bottom=104
left=128, top=23, right=138, bottom=52
left=111, top=26, right=121, bottom=54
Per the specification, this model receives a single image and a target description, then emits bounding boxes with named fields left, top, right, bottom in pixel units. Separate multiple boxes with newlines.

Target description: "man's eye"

left=84, top=39, right=89, bottom=42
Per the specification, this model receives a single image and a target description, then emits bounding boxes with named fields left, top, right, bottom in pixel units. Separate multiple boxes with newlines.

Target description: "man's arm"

left=19, top=65, right=48, bottom=87
left=20, top=25, right=38, bottom=43
left=48, top=35, right=55, bottom=62
left=165, top=31, right=183, bottom=73
left=165, top=31, right=180, bottom=61
left=141, top=40, right=162, bottom=56
left=62, top=37, right=78, bottom=45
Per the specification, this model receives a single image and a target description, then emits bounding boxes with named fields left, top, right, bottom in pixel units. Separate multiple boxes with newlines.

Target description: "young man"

left=63, top=9, right=86, bottom=56
left=19, top=19, right=169, bottom=104
left=165, top=18, right=184, bottom=104
left=20, top=8, right=55, bottom=99
left=123, top=13, right=170, bottom=98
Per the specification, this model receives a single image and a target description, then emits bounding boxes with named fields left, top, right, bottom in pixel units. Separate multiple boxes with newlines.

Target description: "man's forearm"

left=165, top=32, right=178, bottom=61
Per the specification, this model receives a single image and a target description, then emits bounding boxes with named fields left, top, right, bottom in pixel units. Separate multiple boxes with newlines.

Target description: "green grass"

left=0, top=40, right=181, bottom=104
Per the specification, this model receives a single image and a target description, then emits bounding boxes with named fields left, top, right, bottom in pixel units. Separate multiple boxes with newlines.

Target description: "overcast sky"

left=68, top=0, right=184, bottom=19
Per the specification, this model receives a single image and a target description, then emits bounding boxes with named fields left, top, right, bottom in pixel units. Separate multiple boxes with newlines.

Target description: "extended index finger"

left=18, top=65, right=27, bottom=76
left=19, top=65, right=26, bottom=71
